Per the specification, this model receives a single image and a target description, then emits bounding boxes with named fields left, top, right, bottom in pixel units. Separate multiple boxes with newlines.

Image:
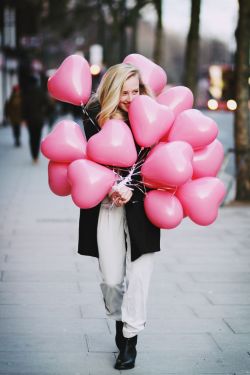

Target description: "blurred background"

left=0, top=0, right=249, bottom=201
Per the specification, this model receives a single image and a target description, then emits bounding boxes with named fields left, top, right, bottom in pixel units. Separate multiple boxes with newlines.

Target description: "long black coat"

left=78, top=101, right=161, bottom=261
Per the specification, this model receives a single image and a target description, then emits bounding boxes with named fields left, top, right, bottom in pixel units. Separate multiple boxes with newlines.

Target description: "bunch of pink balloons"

left=42, top=53, right=226, bottom=228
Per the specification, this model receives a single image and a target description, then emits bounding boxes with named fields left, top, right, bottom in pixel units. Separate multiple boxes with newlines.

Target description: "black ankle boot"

left=115, top=321, right=125, bottom=350
left=114, top=335, right=137, bottom=370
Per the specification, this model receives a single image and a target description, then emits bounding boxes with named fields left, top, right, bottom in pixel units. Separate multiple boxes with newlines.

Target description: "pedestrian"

left=78, top=63, right=161, bottom=370
left=5, top=85, right=23, bottom=147
left=22, top=75, right=47, bottom=164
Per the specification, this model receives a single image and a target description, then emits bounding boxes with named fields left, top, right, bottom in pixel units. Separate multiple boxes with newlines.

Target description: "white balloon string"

left=81, top=104, right=100, bottom=132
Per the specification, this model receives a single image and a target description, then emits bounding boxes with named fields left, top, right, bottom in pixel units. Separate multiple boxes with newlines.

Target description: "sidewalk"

left=0, top=125, right=250, bottom=375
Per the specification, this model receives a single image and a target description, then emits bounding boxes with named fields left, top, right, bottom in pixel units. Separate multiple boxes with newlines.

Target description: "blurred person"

left=5, top=85, right=23, bottom=147
left=46, top=94, right=57, bottom=130
left=78, top=63, right=161, bottom=370
left=22, top=76, right=48, bottom=164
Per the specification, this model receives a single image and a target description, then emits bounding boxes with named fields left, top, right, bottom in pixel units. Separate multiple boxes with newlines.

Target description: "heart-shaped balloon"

left=86, top=119, right=137, bottom=167
left=41, top=120, right=87, bottom=163
left=47, top=55, right=92, bottom=106
left=168, top=109, right=218, bottom=150
left=48, top=161, right=71, bottom=196
left=67, top=159, right=116, bottom=209
left=192, top=139, right=224, bottom=179
left=176, top=177, right=226, bottom=226
left=128, top=95, right=174, bottom=147
left=141, top=141, right=194, bottom=187
left=142, top=176, right=177, bottom=192
left=157, top=86, right=194, bottom=119
left=144, top=190, right=183, bottom=229
left=123, top=54, right=167, bottom=95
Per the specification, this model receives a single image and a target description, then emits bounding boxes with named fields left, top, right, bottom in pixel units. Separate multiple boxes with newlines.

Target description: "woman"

left=5, top=85, right=22, bottom=147
left=78, top=63, right=161, bottom=370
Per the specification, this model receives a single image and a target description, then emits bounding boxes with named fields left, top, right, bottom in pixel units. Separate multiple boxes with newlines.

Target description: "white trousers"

left=97, top=199, right=155, bottom=338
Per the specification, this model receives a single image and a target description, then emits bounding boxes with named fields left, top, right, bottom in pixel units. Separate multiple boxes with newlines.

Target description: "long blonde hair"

left=88, top=63, right=152, bottom=127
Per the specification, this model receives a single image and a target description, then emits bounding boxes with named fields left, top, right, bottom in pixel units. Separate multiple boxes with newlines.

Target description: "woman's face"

left=118, top=74, right=140, bottom=112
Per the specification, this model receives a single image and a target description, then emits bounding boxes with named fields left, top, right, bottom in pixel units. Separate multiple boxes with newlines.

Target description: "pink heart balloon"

left=168, top=109, right=218, bottom=150
left=48, top=161, right=71, bottom=196
left=123, top=54, right=167, bottom=95
left=142, top=176, right=177, bottom=192
left=176, top=177, right=226, bottom=226
left=41, top=120, right=87, bottom=163
left=67, top=159, right=116, bottom=209
left=192, top=139, right=224, bottom=179
left=87, top=119, right=137, bottom=167
left=144, top=190, right=183, bottom=229
left=128, top=95, right=174, bottom=147
left=47, top=55, right=92, bottom=106
left=141, top=141, right=194, bottom=187
left=157, top=86, right=194, bottom=119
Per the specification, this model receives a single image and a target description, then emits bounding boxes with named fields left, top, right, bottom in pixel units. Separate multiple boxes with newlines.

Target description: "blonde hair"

left=88, top=63, right=152, bottom=127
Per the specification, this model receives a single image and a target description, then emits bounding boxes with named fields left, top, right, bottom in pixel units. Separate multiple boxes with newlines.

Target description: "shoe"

left=114, top=335, right=137, bottom=370
left=115, top=321, right=125, bottom=350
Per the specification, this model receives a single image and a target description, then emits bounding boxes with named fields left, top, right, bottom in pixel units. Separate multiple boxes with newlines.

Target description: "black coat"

left=78, top=101, right=161, bottom=261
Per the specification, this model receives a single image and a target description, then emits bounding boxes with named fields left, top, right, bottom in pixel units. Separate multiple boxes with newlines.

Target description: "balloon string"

left=81, top=104, right=100, bottom=132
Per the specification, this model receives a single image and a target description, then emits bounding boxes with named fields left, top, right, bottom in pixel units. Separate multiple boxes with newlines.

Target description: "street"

left=0, top=112, right=250, bottom=374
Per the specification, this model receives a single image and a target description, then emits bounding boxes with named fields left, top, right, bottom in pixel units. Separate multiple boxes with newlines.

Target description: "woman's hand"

left=108, top=186, right=133, bottom=207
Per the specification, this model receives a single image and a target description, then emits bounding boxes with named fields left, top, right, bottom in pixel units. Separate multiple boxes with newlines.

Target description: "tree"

left=153, top=0, right=163, bottom=64
left=183, top=0, right=201, bottom=100
left=234, top=0, right=250, bottom=201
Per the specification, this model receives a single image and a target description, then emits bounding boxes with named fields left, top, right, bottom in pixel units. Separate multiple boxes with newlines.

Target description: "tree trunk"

left=234, top=0, right=250, bottom=201
left=183, top=0, right=201, bottom=100
left=153, top=0, right=163, bottom=64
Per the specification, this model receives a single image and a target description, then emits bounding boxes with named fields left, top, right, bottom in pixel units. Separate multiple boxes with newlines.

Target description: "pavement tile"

left=146, top=318, right=230, bottom=334
left=2, top=270, right=98, bottom=282
left=134, top=351, right=250, bottom=374
left=206, top=293, right=250, bottom=305
left=223, top=318, right=250, bottom=334
left=190, top=272, right=250, bottom=283
left=0, top=318, right=109, bottom=335
left=0, top=304, right=81, bottom=319
left=0, top=352, right=90, bottom=374
left=0, top=281, right=79, bottom=293
left=0, top=333, right=87, bottom=352
left=178, top=281, right=250, bottom=294
left=192, top=306, right=250, bottom=319
left=211, top=333, right=250, bottom=352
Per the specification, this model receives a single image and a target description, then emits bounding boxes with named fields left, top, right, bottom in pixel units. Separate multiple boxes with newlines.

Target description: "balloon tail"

left=81, top=104, right=100, bottom=132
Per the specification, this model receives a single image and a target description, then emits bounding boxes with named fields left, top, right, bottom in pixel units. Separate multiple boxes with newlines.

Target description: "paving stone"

left=168, top=264, right=250, bottom=273
left=140, top=333, right=221, bottom=352
left=134, top=351, right=250, bottom=374
left=175, top=255, right=249, bottom=265
left=211, top=333, right=250, bottom=352
left=190, top=272, right=250, bottom=283
left=0, top=291, right=102, bottom=305
left=0, top=281, right=79, bottom=293
left=148, top=291, right=211, bottom=306
left=206, top=293, right=250, bottom=305
left=223, top=318, right=250, bottom=334
left=0, top=304, right=81, bottom=319
left=0, top=333, right=87, bottom=352
left=192, top=306, right=250, bottom=319
left=178, top=281, right=250, bottom=294
left=146, top=318, right=230, bottom=334
left=0, top=262, right=78, bottom=272
left=0, top=351, right=90, bottom=374
left=2, top=270, right=98, bottom=282
left=0, top=318, right=109, bottom=335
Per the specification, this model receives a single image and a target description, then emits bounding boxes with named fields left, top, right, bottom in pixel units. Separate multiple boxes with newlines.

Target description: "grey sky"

left=142, top=0, right=239, bottom=51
